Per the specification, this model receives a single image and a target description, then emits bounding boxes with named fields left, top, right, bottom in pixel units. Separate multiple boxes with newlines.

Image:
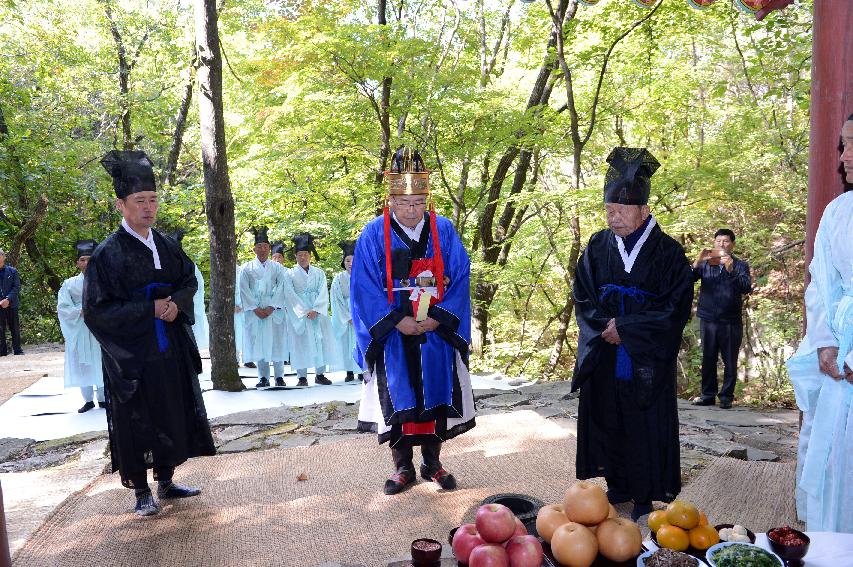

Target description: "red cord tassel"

left=383, top=205, right=394, bottom=304
left=429, top=203, right=444, bottom=301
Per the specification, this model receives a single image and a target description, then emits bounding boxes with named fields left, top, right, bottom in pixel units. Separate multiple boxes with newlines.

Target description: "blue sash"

left=598, top=284, right=656, bottom=381
left=138, top=283, right=172, bottom=353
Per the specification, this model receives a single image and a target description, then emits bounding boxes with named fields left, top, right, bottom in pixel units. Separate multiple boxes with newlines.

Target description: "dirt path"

left=0, top=344, right=64, bottom=404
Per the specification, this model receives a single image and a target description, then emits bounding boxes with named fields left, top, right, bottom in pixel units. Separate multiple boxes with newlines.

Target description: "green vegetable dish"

left=709, top=544, right=780, bottom=567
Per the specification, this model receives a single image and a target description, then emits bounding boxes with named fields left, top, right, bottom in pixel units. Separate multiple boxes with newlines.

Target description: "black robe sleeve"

left=572, top=235, right=614, bottom=390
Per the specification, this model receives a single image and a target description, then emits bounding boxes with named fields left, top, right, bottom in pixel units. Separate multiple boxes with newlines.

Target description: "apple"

left=468, top=543, right=510, bottom=567
left=505, top=535, right=544, bottom=567
left=510, top=516, right=528, bottom=539
left=475, top=504, right=517, bottom=543
left=452, top=523, right=487, bottom=564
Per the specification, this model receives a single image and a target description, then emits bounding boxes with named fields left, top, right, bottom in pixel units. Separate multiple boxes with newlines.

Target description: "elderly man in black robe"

left=84, top=150, right=215, bottom=517
left=572, top=147, right=693, bottom=521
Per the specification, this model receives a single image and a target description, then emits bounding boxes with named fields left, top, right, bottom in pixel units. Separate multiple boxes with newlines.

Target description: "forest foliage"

left=0, top=0, right=813, bottom=405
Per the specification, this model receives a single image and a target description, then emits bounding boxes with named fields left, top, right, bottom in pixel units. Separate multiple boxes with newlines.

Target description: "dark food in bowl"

left=768, top=526, right=808, bottom=547
left=645, top=548, right=697, bottom=566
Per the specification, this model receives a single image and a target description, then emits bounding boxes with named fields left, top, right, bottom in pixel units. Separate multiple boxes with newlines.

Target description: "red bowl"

left=766, top=527, right=810, bottom=565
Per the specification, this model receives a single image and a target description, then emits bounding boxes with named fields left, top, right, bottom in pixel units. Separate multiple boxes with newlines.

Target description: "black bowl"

left=480, top=493, right=544, bottom=523
left=714, top=524, right=756, bottom=544
left=766, top=527, right=810, bottom=566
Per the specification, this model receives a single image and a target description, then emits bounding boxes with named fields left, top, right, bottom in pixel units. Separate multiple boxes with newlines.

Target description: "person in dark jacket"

left=0, top=249, right=23, bottom=356
left=691, top=229, right=752, bottom=409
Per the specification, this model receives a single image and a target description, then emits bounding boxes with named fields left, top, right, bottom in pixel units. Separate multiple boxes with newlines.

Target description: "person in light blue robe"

left=287, top=233, right=337, bottom=386
left=240, top=228, right=290, bottom=388
left=330, top=240, right=364, bottom=382
left=167, top=230, right=209, bottom=350
left=352, top=147, right=474, bottom=495
left=58, top=240, right=104, bottom=413
left=787, top=114, right=853, bottom=533
left=234, top=264, right=244, bottom=363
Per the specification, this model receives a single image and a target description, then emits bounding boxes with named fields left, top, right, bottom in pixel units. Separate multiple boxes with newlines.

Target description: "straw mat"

left=677, top=456, right=804, bottom=532
left=12, top=411, right=577, bottom=567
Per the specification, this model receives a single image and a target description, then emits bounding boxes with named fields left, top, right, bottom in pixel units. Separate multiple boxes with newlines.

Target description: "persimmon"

left=647, top=510, right=669, bottom=533
left=656, top=524, right=690, bottom=552
left=665, top=500, right=700, bottom=530
left=688, top=525, right=720, bottom=550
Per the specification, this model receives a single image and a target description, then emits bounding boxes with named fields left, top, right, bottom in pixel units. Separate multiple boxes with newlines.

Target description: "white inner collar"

left=615, top=215, right=656, bottom=274
left=392, top=211, right=425, bottom=242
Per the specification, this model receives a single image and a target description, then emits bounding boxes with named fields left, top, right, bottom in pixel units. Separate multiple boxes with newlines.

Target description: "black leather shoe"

left=314, top=374, right=332, bottom=385
left=345, top=372, right=355, bottom=382
left=275, top=377, right=286, bottom=387
left=157, top=482, right=201, bottom=500
left=692, top=398, right=715, bottom=406
left=420, top=464, right=457, bottom=490
left=384, top=470, right=416, bottom=495
left=78, top=401, right=96, bottom=413
left=134, top=492, right=160, bottom=516
left=719, top=400, right=733, bottom=409
left=297, top=377, right=309, bottom=387
left=13, top=351, right=24, bottom=355
left=255, top=377, right=269, bottom=389
left=98, top=402, right=107, bottom=409
left=244, top=361, right=256, bottom=368
left=359, top=373, right=365, bottom=381
left=631, top=502, right=653, bottom=521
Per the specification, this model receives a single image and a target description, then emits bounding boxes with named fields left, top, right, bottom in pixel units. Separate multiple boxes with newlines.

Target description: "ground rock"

left=0, top=438, right=32, bottom=463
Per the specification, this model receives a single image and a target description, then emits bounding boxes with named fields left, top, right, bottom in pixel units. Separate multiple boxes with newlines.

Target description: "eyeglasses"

left=394, top=199, right=427, bottom=209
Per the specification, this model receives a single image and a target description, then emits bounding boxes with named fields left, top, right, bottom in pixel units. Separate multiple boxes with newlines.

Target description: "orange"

left=648, top=510, right=669, bottom=533
left=665, top=500, right=700, bottom=530
left=688, top=525, right=720, bottom=550
left=698, top=511, right=709, bottom=526
left=656, top=525, right=690, bottom=552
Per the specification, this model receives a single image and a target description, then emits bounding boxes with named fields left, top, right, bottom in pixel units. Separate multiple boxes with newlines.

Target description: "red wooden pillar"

left=805, top=1, right=853, bottom=265
left=0, top=479, right=11, bottom=567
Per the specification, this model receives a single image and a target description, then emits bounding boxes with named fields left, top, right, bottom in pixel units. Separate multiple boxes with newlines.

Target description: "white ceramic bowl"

left=705, top=541, right=783, bottom=566
left=636, top=548, right=700, bottom=567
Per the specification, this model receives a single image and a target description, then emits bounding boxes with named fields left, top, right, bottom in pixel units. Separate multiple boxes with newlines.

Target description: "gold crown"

left=386, top=171, right=430, bottom=195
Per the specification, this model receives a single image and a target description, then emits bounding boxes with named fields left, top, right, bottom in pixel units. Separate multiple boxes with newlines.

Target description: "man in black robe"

left=84, top=150, right=216, bottom=517
left=572, top=147, right=693, bottom=521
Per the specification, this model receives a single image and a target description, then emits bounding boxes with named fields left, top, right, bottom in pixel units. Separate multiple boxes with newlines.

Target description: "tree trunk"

left=161, top=62, right=196, bottom=187
left=195, top=0, right=243, bottom=391
left=101, top=0, right=136, bottom=149
left=373, top=0, right=392, bottom=188
left=471, top=281, right=496, bottom=355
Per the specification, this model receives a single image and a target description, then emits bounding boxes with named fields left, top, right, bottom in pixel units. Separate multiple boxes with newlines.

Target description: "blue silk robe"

left=352, top=212, right=475, bottom=447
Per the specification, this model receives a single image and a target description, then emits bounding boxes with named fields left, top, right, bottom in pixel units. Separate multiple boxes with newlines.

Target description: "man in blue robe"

left=572, top=147, right=694, bottom=520
left=352, top=148, right=475, bottom=495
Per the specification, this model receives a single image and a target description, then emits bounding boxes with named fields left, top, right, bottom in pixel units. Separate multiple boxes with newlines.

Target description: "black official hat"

left=252, top=227, right=270, bottom=245
left=100, top=150, right=156, bottom=198
left=292, top=232, right=320, bottom=261
left=271, top=242, right=285, bottom=256
left=338, top=240, right=356, bottom=269
left=603, top=147, right=660, bottom=206
left=74, top=239, right=98, bottom=259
